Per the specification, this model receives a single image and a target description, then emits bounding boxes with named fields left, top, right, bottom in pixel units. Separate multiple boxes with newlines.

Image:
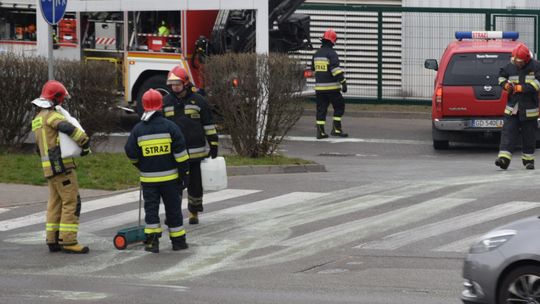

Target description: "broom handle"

left=138, top=184, right=142, bottom=227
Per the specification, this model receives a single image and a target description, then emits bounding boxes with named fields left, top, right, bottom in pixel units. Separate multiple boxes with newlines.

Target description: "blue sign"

left=40, top=0, right=68, bottom=25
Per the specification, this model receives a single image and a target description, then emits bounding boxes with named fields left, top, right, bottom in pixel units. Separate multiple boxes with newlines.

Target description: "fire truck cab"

left=1, top=0, right=311, bottom=114
left=425, top=31, right=540, bottom=150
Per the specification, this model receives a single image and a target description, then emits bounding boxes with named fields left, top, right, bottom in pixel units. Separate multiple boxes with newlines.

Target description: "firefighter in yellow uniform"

left=31, top=80, right=91, bottom=254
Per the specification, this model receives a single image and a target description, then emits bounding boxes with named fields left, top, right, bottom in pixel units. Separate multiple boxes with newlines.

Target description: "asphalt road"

left=2, top=112, right=539, bottom=304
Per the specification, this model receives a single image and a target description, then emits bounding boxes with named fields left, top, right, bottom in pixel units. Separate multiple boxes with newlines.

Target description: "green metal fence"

left=295, top=4, right=540, bottom=104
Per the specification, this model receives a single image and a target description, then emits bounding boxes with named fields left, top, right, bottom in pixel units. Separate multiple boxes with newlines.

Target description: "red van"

left=424, top=31, right=536, bottom=149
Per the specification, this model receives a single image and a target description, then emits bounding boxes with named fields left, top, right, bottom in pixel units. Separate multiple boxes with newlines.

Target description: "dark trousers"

left=142, top=181, right=183, bottom=228
left=315, top=90, right=345, bottom=122
left=499, top=115, right=537, bottom=156
left=188, top=160, right=203, bottom=199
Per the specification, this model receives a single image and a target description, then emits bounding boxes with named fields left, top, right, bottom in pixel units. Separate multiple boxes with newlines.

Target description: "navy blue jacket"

left=499, top=59, right=540, bottom=121
left=163, top=91, right=218, bottom=160
left=125, top=112, right=189, bottom=185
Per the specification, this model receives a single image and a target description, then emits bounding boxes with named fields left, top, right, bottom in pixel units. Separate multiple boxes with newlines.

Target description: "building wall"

left=402, top=0, right=538, bottom=98
left=403, top=0, right=540, bottom=9
left=300, top=1, right=540, bottom=100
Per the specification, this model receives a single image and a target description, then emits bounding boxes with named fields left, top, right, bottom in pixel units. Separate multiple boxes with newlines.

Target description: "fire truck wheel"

left=135, top=74, right=170, bottom=116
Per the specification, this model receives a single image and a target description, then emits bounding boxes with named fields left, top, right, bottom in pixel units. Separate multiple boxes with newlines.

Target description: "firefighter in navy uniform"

left=31, top=80, right=91, bottom=254
left=191, top=35, right=210, bottom=96
left=125, top=89, right=190, bottom=253
left=163, top=66, right=219, bottom=225
left=496, top=43, right=540, bottom=170
left=312, top=28, right=348, bottom=139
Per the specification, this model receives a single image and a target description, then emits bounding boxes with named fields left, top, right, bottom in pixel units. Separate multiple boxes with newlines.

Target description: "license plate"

left=472, top=119, right=503, bottom=128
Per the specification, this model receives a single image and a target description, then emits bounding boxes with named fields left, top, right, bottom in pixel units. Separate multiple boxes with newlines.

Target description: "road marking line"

left=83, top=189, right=260, bottom=232
left=190, top=183, right=446, bottom=239
left=284, top=135, right=431, bottom=145
left=282, top=197, right=473, bottom=247
left=433, top=234, right=481, bottom=253
left=145, top=191, right=326, bottom=280
left=359, top=201, right=540, bottom=250
left=0, top=190, right=139, bottom=231
left=235, top=197, right=474, bottom=268
left=0, top=189, right=257, bottom=232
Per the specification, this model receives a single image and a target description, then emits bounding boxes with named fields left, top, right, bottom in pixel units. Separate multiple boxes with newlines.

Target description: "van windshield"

left=443, top=53, right=511, bottom=86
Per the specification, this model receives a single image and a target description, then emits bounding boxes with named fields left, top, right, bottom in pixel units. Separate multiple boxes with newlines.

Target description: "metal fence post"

left=377, top=10, right=383, bottom=102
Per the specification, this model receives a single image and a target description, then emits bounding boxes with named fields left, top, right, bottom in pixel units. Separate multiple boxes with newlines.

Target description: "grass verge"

left=0, top=152, right=313, bottom=190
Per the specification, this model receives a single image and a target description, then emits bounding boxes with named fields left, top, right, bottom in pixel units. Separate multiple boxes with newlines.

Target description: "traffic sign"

left=39, top=0, right=68, bottom=25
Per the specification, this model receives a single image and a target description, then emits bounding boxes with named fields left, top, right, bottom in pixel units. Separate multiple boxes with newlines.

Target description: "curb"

left=227, top=163, right=326, bottom=176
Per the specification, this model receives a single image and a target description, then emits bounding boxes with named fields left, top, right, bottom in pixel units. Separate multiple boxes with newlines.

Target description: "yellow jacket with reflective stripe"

left=31, top=109, right=89, bottom=177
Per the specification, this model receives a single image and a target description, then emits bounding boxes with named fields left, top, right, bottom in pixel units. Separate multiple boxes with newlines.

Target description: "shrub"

left=0, top=53, right=118, bottom=150
left=205, top=53, right=306, bottom=157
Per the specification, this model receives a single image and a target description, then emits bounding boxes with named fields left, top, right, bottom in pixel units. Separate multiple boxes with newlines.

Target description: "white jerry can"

left=200, top=156, right=228, bottom=191
left=55, top=106, right=84, bottom=158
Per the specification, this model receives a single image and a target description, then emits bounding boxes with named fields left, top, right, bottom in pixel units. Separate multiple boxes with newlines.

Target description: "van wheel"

left=135, top=74, right=170, bottom=116
left=433, top=140, right=449, bottom=150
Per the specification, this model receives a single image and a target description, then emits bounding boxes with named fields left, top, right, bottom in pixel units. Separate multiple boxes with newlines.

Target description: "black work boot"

left=523, top=159, right=535, bottom=170
left=188, top=197, right=203, bottom=225
left=495, top=157, right=510, bottom=170
left=48, top=243, right=62, bottom=252
left=48, top=231, right=61, bottom=252
left=331, top=120, right=348, bottom=137
left=145, top=233, right=160, bottom=253
left=316, top=125, right=329, bottom=139
left=171, top=235, right=189, bottom=251
left=189, top=212, right=199, bottom=225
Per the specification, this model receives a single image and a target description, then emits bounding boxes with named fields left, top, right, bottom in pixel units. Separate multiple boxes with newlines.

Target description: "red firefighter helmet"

left=142, top=89, right=163, bottom=112
left=167, top=66, right=191, bottom=86
left=321, top=29, right=338, bottom=44
left=511, top=43, right=532, bottom=64
left=40, top=80, right=70, bottom=105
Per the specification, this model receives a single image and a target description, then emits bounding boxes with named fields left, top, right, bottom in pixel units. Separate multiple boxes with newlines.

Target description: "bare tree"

left=0, top=54, right=118, bottom=151
left=205, top=53, right=305, bottom=157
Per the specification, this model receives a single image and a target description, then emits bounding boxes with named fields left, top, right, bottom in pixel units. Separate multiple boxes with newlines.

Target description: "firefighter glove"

left=209, top=144, right=218, bottom=159
left=80, top=141, right=91, bottom=157
left=341, top=80, right=348, bottom=93
left=503, top=81, right=514, bottom=93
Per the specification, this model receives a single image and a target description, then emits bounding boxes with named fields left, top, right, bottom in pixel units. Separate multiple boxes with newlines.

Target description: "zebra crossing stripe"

left=0, top=190, right=140, bottom=232
left=141, top=191, right=326, bottom=280
left=358, top=201, right=540, bottom=251
left=235, top=197, right=475, bottom=268
left=433, top=234, right=482, bottom=253
left=82, top=189, right=260, bottom=232
left=0, top=189, right=258, bottom=232
left=281, top=197, right=474, bottom=247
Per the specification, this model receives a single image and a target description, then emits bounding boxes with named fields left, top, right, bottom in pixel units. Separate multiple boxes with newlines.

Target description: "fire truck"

left=0, top=0, right=310, bottom=112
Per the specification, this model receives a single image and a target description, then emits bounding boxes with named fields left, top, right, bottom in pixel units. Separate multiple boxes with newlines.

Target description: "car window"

left=443, top=53, right=511, bottom=86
